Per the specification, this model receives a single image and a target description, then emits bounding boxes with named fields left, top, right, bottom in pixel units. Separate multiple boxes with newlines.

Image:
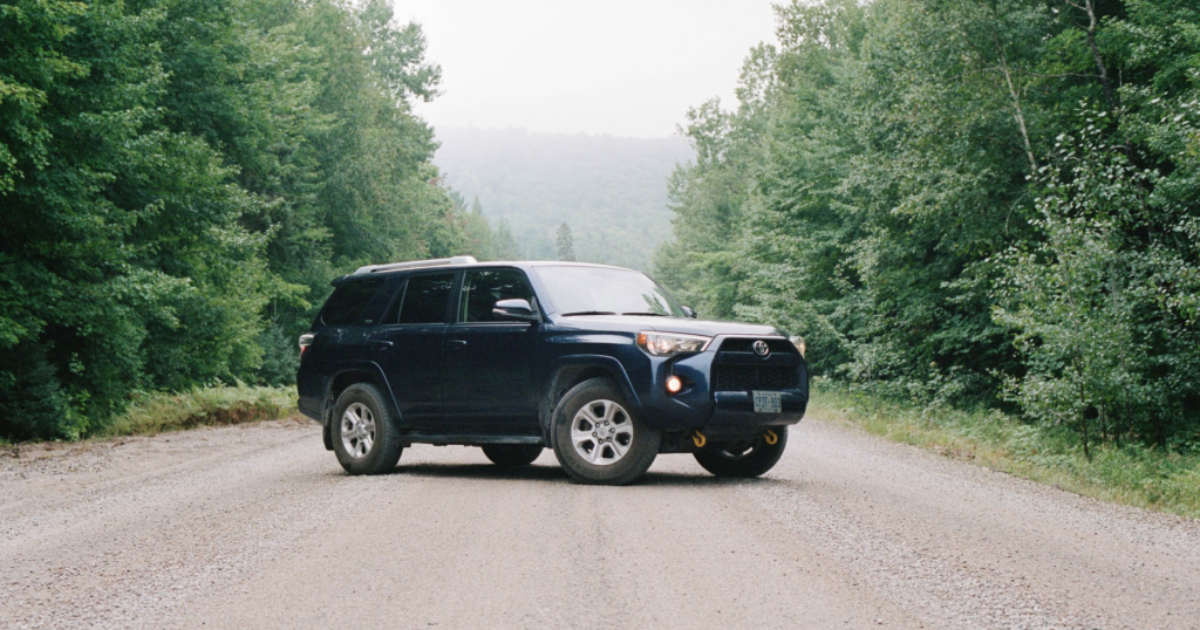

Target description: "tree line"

left=655, top=0, right=1200, bottom=454
left=0, top=0, right=506, bottom=440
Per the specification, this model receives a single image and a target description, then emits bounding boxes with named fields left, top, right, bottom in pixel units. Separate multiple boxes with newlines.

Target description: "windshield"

left=534, top=266, right=685, bottom=317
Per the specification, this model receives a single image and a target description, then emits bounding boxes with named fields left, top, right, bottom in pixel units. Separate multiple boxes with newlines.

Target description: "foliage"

left=0, top=342, right=76, bottom=440
left=995, top=110, right=1200, bottom=455
left=0, top=0, right=472, bottom=440
left=490, top=218, right=522, bottom=260
left=100, top=382, right=296, bottom=437
left=658, top=0, right=1200, bottom=450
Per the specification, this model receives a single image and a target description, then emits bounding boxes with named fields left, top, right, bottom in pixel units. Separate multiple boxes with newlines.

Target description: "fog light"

left=666, top=375, right=683, bottom=394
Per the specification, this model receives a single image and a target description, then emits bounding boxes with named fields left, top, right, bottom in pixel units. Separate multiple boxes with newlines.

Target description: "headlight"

left=636, top=331, right=712, bottom=357
left=789, top=335, right=806, bottom=359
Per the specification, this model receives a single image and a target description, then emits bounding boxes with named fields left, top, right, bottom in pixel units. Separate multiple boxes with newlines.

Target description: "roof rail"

left=353, top=255, right=478, bottom=275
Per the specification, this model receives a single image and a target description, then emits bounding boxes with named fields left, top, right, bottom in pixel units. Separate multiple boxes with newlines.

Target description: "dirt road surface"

left=2, top=417, right=1197, bottom=630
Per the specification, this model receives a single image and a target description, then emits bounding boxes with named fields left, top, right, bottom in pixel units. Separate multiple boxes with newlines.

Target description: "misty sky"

left=398, top=0, right=780, bottom=138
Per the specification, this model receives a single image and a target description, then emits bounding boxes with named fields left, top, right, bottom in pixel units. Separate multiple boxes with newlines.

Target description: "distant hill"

left=432, top=127, right=693, bottom=270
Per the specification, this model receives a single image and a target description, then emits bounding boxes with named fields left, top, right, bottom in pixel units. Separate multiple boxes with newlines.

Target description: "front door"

left=442, top=268, right=541, bottom=434
left=369, top=271, right=456, bottom=429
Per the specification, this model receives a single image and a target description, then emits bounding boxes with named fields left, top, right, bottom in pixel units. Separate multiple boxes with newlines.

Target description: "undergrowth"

left=99, top=383, right=298, bottom=438
left=809, top=378, right=1200, bottom=520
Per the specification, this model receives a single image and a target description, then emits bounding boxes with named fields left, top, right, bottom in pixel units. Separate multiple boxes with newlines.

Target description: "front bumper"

left=636, top=336, right=809, bottom=432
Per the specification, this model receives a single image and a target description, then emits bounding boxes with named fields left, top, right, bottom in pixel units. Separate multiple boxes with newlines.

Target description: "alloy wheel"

left=570, top=399, right=634, bottom=466
left=340, top=402, right=376, bottom=459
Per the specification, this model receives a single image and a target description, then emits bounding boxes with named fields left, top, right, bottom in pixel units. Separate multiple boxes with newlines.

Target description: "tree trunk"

left=1065, top=0, right=1117, bottom=111
left=993, top=34, right=1038, bottom=173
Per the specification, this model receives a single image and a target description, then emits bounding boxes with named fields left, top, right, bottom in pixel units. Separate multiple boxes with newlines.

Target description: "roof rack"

left=352, top=255, right=478, bottom=275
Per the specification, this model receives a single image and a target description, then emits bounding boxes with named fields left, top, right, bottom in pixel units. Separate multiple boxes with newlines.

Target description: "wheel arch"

left=540, top=355, right=641, bottom=434
left=322, top=364, right=400, bottom=450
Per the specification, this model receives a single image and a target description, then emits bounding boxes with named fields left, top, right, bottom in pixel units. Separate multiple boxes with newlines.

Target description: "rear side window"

left=321, top=277, right=387, bottom=326
left=398, top=272, right=456, bottom=324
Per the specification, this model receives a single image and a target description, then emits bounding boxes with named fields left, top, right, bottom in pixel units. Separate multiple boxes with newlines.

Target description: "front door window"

left=458, top=269, right=538, bottom=323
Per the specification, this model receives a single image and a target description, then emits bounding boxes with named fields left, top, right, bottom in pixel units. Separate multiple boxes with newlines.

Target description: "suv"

left=297, top=256, right=808, bottom=485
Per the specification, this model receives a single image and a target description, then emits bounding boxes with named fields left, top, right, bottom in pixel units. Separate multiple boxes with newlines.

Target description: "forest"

left=0, top=0, right=504, bottom=439
left=655, top=0, right=1200, bottom=454
left=4, top=0, right=1199, bottom=460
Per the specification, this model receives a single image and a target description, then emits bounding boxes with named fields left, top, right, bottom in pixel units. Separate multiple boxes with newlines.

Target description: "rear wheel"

left=694, top=427, right=788, bottom=478
left=551, top=377, right=660, bottom=485
left=481, top=444, right=543, bottom=467
left=331, top=383, right=403, bottom=475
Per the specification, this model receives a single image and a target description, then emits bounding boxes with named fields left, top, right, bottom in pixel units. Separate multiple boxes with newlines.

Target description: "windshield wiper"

left=621, top=311, right=668, bottom=317
left=561, top=310, right=617, bottom=317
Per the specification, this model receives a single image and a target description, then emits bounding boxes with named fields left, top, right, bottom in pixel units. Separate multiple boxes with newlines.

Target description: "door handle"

left=370, top=340, right=394, bottom=351
left=446, top=339, right=468, bottom=349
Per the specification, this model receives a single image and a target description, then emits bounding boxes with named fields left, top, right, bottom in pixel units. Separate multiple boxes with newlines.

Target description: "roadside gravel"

left=1, top=417, right=1195, bottom=629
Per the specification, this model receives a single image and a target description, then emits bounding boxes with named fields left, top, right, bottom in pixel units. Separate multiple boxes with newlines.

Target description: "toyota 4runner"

left=297, top=256, right=809, bottom=485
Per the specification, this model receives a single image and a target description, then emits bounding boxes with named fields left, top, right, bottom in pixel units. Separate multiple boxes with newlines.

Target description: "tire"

left=331, top=383, right=403, bottom=475
left=550, top=377, right=660, bottom=485
left=693, top=426, right=788, bottom=478
left=481, top=444, right=543, bottom=467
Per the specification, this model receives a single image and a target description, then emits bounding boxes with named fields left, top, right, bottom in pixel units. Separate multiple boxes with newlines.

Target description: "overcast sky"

left=397, top=0, right=780, bottom=138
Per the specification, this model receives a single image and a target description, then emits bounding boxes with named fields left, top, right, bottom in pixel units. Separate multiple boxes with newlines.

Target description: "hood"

left=551, top=315, right=783, bottom=338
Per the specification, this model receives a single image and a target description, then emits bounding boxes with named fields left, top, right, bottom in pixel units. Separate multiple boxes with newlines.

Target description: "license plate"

left=752, top=391, right=782, bottom=413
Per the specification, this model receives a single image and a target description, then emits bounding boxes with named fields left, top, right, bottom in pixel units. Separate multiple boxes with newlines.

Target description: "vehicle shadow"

left=639, top=470, right=776, bottom=487
left=390, top=462, right=568, bottom=483
left=350, top=462, right=791, bottom=488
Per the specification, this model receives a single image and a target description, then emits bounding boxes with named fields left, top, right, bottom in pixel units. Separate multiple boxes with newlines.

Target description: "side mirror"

left=492, top=298, right=539, bottom=322
left=682, top=306, right=698, bottom=319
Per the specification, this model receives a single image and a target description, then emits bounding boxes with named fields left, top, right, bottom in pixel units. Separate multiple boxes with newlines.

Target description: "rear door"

left=442, top=267, right=541, bottom=434
left=368, top=271, right=457, bottom=429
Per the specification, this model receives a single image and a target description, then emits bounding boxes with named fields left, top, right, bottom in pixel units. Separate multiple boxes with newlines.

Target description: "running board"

left=400, top=434, right=544, bottom=447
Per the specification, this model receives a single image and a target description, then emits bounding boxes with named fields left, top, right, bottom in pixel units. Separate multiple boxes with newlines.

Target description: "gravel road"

left=2, top=416, right=1197, bottom=630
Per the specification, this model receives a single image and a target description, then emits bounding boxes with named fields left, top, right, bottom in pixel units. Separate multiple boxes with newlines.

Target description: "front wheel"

left=481, top=444, right=543, bottom=467
left=551, top=378, right=660, bottom=485
left=694, top=427, right=788, bottom=478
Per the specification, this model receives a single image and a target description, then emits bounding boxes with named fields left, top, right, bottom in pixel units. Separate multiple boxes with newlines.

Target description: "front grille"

left=712, top=365, right=800, bottom=392
left=718, top=338, right=794, bottom=354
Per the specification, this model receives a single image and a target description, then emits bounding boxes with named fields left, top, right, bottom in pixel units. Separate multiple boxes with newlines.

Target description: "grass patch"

left=809, top=378, right=1200, bottom=520
left=99, top=383, right=298, bottom=438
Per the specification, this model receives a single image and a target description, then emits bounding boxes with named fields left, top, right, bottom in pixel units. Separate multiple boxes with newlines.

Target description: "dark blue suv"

left=297, top=256, right=808, bottom=485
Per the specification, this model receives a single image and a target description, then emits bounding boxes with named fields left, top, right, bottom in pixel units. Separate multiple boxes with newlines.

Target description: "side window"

left=397, top=272, right=456, bottom=324
left=321, top=277, right=387, bottom=326
left=459, top=269, right=537, bottom=323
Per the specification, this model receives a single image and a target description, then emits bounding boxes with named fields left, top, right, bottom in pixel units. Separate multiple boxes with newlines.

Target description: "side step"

left=400, top=433, right=544, bottom=447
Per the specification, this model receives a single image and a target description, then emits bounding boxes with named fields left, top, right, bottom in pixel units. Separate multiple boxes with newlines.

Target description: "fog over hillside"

left=432, top=127, right=693, bottom=270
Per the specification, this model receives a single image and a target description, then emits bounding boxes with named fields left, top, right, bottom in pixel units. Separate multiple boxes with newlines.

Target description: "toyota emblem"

left=753, top=340, right=770, bottom=357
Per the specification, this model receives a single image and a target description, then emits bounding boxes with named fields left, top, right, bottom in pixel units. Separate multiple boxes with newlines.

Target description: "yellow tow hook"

left=692, top=430, right=707, bottom=448
left=764, top=429, right=779, bottom=445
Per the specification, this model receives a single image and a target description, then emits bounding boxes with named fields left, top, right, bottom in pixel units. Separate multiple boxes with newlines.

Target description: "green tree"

left=459, top=195, right=495, bottom=260
left=0, top=0, right=273, bottom=436
left=658, top=0, right=1200, bottom=448
left=0, top=0, right=469, bottom=440
left=491, top=218, right=523, bottom=260
left=556, top=222, right=576, bottom=261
